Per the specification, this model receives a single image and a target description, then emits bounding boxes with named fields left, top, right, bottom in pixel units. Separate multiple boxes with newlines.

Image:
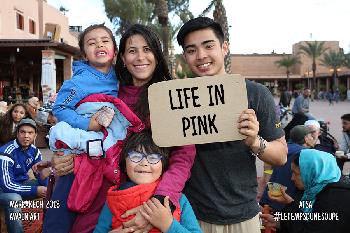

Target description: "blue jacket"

left=260, top=143, right=304, bottom=210
left=94, top=194, right=202, bottom=233
left=0, top=139, right=47, bottom=197
left=53, top=60, right=118, bottom=130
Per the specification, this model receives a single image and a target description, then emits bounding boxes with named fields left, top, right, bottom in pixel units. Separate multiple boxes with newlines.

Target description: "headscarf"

left=299, top=149, right=341, bottom=213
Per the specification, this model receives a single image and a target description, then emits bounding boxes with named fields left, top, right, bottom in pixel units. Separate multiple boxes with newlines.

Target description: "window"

left=16, top=12, right=24, bottom=30
left=29, top=19, right=35, bottom=34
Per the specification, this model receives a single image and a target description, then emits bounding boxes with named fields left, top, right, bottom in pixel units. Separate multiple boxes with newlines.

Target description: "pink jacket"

left=68, top=94, right=144, bottom=213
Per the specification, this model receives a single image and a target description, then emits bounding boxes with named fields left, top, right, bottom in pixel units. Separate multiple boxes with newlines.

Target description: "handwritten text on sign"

left=148, top=74, right=248, bottom=147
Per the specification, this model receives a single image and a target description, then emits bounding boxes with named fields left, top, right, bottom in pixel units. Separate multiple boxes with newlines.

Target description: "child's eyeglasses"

left=127, top=151, right=163, bottom=164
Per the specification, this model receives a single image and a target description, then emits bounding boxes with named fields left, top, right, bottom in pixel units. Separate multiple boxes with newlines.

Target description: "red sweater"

left=119, top=86, right=196, bottom=206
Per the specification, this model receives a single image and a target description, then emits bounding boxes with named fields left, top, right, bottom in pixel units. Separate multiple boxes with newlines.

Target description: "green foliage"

left=103, top=0, right=155, bottom=35
left=320, top=50, right=344, bottom=70
left=295, top=83, right=305, bottom=90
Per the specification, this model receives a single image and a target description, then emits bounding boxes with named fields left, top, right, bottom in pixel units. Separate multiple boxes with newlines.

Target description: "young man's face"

left=17, top=125, right=37, bottom=150
left=182, top=28, right=228, bottom=77
left=342, top=119, right=350, bottom=132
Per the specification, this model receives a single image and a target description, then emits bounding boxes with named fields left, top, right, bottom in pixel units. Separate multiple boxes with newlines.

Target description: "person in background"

left=279, top=86, right=292, bottom=108
left=0, top=118, right=50, bottom=233
left=337, top=114, right=350, bottom=172
left=292, top=88, right=314, bottom=119
left=260, top=125, right=316, bottom=211
left=27, top=96, right=40, bottom=120
left=176, top=16, right=287, bottom=233
left=261, top=149, right=350, bottom=233
left=0, top=103, right=32, bottom=146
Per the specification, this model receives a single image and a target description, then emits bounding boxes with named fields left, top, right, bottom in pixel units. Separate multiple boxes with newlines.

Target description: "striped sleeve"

left=0, top=155, right=37, bottom=197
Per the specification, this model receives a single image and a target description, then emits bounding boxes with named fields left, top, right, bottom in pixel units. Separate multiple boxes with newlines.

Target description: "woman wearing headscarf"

left=260, top=149, right=350, bottom=233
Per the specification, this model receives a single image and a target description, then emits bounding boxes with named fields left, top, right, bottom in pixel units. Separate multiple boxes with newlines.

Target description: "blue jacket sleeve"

left=0, top=156, right=37, bottom=197
left=94, top=203, right=113, bottom=233
left=52, top=79, right=90, bottom=130
left=166, top=194, right=202, bottom=233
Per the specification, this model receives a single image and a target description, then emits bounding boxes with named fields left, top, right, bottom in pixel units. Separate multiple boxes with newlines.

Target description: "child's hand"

left=88, top=113, right=103, bottom=131
left=140, top=196, right=173, bottom=232
left=122, top=206, right=151, bottom=231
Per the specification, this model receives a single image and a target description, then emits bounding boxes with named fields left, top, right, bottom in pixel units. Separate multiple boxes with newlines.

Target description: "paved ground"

left=39, top=99, right=350, bottom=174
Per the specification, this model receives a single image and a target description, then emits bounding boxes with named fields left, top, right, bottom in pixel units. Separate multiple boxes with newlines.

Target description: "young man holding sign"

left=177, top=17, right=287, bottom=233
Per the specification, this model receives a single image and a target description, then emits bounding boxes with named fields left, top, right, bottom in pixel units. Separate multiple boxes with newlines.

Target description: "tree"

left=154, top=0, right=170, bottom=62
left=103, top=0, right=154, bottom=35
left=320, top=50, right=344, bottom=92
left=299, top=41, right=327, bottom=92
left=275, top=54, right=301, bottom=91
left=104, top=0, right=193, bottom=71
left=201, top=0, right=231, bottom=73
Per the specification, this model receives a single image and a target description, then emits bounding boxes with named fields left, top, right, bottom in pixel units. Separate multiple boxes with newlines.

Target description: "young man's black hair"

left=176, top=17, right=224, bottom=47
left=341, top=113, right=350, bottom=122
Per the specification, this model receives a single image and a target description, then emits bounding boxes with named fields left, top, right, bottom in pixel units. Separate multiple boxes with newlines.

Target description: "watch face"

left=87, top=139, right=105, bottom=159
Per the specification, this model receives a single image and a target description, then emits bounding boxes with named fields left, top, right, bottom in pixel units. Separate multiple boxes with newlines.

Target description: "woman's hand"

left=122, top=205, right=152, bottom=233
left=140, top=196, right=173, bottom=232
left=108, top=226, right=135, bottom=233
left=268, top=186, right=294, bottom=204
left=51, top=152, right=74, bottom=176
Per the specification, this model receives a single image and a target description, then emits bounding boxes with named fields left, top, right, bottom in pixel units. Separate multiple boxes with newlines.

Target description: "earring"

left=123, top=63, right=126, bottom=67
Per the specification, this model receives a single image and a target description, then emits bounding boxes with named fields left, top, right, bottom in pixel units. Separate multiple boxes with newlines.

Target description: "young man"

left=337, top=114, right=350, bottom=171
left=177, top=17, right=287, bottom=233
left=0, top=118, right=49, bottom=233
left=292, top=88, right=315, bottom=119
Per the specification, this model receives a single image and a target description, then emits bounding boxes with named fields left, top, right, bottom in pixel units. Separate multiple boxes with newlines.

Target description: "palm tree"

left=103, top=0, right=154, bottom=35
left=201, top=0, right=231, bottom=73
left=299, top=41, right=327, bottom=92
left=320, top=50, right=344, bottom=92
left=343, top=53, right=350, bottom=69
left=275, top=54, right=301, bottom=91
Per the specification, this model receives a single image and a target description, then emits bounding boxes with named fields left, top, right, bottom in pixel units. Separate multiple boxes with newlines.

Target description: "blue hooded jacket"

left=53, top=60, right=118, bottom=130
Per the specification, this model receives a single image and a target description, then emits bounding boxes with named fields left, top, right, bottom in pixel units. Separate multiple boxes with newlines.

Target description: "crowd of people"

left=0, top=16, right=349, bottom=233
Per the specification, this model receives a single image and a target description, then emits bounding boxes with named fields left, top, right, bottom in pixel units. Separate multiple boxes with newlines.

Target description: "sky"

left=47, top=0, right=350, bottom=54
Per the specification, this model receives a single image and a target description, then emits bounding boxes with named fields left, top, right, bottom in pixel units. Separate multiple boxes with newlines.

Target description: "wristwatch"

left=251, top=135, right=267, bottom=157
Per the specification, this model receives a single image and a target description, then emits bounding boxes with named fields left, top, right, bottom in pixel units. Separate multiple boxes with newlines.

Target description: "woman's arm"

left=154, top=145, right=196, bottom=206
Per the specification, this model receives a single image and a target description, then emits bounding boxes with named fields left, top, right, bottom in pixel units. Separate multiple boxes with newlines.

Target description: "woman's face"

left=122, top=34, right=157, bottom=87
left=11, top=106, right=26, bottom=123
left=291, top=162, right=305, bottom=190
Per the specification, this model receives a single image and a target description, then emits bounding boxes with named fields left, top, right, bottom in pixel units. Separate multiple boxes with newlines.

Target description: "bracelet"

left=264, top=169, right=273, bottom=175
left=251, top=135, right=267, bottom=157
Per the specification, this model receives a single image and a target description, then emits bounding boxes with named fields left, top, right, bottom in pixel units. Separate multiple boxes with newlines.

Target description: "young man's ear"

left=222, top=41, right=229, bottom=56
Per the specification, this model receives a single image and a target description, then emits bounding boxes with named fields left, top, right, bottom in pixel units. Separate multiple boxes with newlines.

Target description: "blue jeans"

left=0, top=192, right=24, bottom=233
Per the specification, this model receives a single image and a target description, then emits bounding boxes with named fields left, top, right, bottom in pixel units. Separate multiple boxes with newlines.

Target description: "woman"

left=261, top=149, right=350, bottom=233
left=46, top=24, right=195, bottom=233
left=0, top=103, right=31, bottom=146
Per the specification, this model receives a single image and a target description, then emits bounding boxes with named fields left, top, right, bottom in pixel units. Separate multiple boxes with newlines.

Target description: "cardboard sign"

left=148, top=74, right=248, bottom=147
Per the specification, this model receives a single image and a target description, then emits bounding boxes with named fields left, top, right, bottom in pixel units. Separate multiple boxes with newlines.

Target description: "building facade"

left=0, top=0, right=80, bottom=102
left=230, top=41, right=350, bottom=95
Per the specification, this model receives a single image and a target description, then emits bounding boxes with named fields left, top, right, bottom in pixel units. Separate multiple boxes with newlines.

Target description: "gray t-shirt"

left=184, top=80, right=284, bottom=224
